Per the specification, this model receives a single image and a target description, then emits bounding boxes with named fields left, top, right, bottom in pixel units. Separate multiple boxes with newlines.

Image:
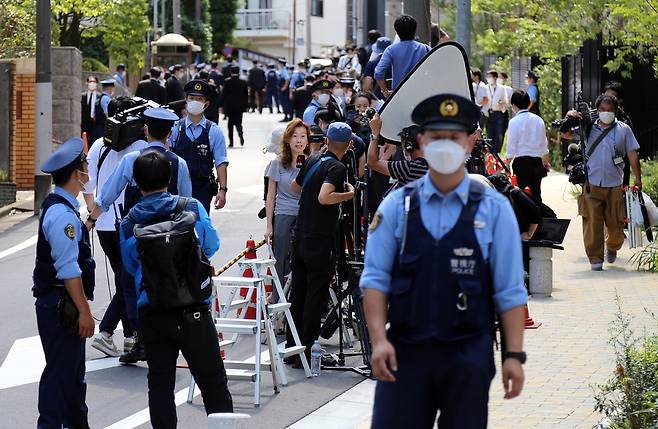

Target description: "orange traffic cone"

left=524, top=304, right=541, bottom=329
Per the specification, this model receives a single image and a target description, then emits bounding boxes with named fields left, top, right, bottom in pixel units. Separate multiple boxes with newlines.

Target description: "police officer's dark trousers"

left=36, top=292, right=88, bottom=429
left=286, top=233, right=335, bottom=354
left=140, top=305, right=233, bottom=428
left=226, top=112, right=244, bottom=147
left=97, top=230, right=133, bottom=335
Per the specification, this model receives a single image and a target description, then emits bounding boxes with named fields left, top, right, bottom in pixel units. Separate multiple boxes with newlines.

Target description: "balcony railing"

left=236, top=8, right=290, bottom=32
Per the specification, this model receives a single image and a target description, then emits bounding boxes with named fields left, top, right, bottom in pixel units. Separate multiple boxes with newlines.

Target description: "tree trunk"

left=58, top=12, right=82, bottom=48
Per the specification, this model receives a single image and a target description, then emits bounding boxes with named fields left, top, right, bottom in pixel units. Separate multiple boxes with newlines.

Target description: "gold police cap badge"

left=322, top=81, right=329, bottom=88
left=64, top=224, right=75, bottom=240
left=439, top=99, right=459, bottom=117
left=194, top=83, right=202, bottom=91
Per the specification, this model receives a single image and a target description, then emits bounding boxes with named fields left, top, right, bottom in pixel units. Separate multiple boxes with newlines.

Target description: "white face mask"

left=333, top=88, right=344, bottom=98
left=424, top=139, right=467, bottom=175
left=317, top=93, right=331, bottom=106
left=487, top=77, right=495, bottom=85
left=598, top=111, right=615, bottom=125
left=88, top=82, right=97, bottom=91
left=186, top=100, right=206, bottom=115
left=496, top=78, right=504, bottom=86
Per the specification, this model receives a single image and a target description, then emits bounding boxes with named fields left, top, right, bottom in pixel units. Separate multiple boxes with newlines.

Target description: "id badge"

left=613, top=156, right=624, bottom=166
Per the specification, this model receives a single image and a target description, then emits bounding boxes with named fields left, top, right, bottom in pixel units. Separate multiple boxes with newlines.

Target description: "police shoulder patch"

left=64, top=224, right=76, bottom=240
left=369, top=211, right=383, bottom=233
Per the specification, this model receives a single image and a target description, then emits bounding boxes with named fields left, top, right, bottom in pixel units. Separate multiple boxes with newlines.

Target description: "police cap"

left=339, top=77, right=356, bottom=88
left=526, top=69, right=539, bottom=81
left=184, top=79, right=211, bottom=99
left=41, top=137, right=86, bottom=173
left=326, top=122, right=353, bottom=143
left=411, top=93, right=480, bottom=132
left=100, top=78, right=115, bottom=87
left=311, top=79, right=335, bottom=93
left=143, top=107, right=178, bottom=126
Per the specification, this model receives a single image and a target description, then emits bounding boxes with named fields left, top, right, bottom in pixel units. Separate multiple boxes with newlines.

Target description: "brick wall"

left=9, top=58, right=36, bottom=190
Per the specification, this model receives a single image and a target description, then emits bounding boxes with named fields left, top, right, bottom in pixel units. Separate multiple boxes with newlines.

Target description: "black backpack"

left=131, top=197, right=213, bottom=309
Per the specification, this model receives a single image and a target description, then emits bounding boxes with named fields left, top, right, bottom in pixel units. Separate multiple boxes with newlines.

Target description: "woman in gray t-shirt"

left=265, top=119, right=311, bottom=301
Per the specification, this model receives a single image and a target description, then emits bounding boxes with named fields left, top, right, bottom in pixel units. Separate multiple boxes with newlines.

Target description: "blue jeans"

left=486, top=111, right=505, bottom=153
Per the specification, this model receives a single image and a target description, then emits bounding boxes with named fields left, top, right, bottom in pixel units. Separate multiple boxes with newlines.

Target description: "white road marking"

left=0, top=235, right=38, bottom=261
left=0, top=323, right=124, bottom=390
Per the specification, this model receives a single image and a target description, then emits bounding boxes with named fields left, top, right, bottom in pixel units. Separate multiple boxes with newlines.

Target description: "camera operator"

left=603, top=81, right=635, bottom=187
left=285, top=123, right=356, bottom=367
left=88, top=108, right=193, bottom=363
left=83, top=97, right=148, bottom=358
left=572, top=95, right=642, bottom=271
left=367, top=114, right=428, bottom=188
left=315, top=107, right=366, bottom=180
left=505, top=90, right=550, bottom=202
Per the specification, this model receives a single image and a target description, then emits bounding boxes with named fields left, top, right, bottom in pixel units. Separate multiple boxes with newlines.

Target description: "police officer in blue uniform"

left=89, top=78, right=115, bottom=141
left=361, top=94, right=528, bottom=429
left=302, top=79, right=337, bottom=125
left=33, top=137, right=96, bottom=429
left=169, top=79, right=229, bottom=213
left=88, top=107, right=192, bottom=363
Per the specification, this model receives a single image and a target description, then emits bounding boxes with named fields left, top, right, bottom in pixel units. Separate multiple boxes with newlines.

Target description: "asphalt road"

left=0, top=112, right=366, bottom=429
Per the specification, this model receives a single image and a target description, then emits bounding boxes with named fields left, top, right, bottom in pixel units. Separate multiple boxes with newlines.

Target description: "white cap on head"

left=263, top=125, right=286, bottom=154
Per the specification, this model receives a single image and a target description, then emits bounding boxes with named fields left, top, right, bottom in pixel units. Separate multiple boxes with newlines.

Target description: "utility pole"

left=384, top=0, right=402, bottom=39
left=305, top=0, right=312, bottom=57
left=153, top=0, right=159, bottom=38
left=195, top=0, right=201, bottom=21
left=456, top=0, right=471, bottom=56
left=161, top=0, right=166, bottom=34
left=34, top=0, right=52, bottom=214
left=404, top=0, right=431, bottom=45
left=173, top=0, right=181, bottom=34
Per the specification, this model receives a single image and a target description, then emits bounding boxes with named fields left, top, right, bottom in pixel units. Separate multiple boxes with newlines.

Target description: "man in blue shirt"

left=361, top=94, right=528, bottom=428
left=526, top=70, right=541, bottom=116
left=362, top=37, right=392, bottom=99
left=89, top=79, right=114, bottom=142
left=119, top=150, right=233, bottom=426
left=170, top=79, right=229, bottom=212
left=88, top=107, right=192, bottom=363
left=33, top=137, right=96, bottom=429
left=375, top=15, right=431, bottom=97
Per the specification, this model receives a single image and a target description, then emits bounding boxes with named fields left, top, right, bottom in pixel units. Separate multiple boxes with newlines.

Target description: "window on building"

left=311, top=0, right=323, bottom=17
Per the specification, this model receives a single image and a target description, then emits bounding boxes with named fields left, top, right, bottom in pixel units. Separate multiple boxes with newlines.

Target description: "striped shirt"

left=387, top=157, right=429, bottom=186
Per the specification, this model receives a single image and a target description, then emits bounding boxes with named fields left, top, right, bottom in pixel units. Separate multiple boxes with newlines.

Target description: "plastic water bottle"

left=310, top=340, right=322, bottom=377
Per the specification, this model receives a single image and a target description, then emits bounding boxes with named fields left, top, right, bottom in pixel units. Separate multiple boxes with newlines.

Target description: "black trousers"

left=286, top=233, right=335, bottom=353
left=140, top=306, right=233, bottom=428
left=512, top=156, right=545, bottom=202
left=97, top=230, right=133, bottom=336
left=226, top=112, right=244, bottom=146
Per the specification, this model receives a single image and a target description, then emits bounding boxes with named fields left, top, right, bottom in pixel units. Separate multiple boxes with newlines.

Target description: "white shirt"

left=473, top=81, right=489, bottom=116
left=338, top=55, right=362, bottom=76
left=505, top=110, right=548, bottom=159
left=487, top=83, right=509, bottom=112
left=86, top=91, right=97, bottom=119
left=84, top=137, right=149, bottom=230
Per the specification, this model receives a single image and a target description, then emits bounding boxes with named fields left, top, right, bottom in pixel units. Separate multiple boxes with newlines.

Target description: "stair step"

left=215, top=323, right=258, bottom=334
left=224, top=360, right=273, bottom=372
left=278, top=345, right=306, bottom=358
left=267, top=302, right=291, bottom=313
left=225, top=369, right=257, bottom=382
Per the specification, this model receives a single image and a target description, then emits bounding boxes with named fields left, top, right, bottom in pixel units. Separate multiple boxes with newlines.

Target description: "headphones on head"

left=399, top=125, right=421, bottom=153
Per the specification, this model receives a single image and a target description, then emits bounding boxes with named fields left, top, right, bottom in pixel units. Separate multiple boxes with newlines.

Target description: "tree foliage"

left=210, top=0, right=239, bottom=56
left=101, top=0, right=150, bottom=71
left=181, top=0, right=212, bottom=59
left=0, top=0, right=36, bottom=58
left=52, top=0, right=111, bottom=47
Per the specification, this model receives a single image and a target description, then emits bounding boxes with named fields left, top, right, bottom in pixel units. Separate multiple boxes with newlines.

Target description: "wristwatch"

left=86, top=214, right=97, bottom=224
left=218, top=186, right=228, bottom=193
left=503, top=351, right=527, bottom=364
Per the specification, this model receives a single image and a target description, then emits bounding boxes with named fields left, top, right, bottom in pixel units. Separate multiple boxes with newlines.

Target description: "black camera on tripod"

left=103, top=97, right=185, bottom=151
left=466, top=137, right=492, bottom=176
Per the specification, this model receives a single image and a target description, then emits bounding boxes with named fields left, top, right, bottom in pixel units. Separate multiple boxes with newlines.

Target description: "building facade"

left=235, top=0, right=353, bottom=62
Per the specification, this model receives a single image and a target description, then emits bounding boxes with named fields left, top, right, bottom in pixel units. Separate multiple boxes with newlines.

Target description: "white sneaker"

left=91, top=333, right=120, bottom=357
left=123, top=336, right=136, bottom=354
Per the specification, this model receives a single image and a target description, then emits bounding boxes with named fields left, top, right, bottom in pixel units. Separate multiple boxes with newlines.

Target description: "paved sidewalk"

left=291, top=173, right=658, bottom=429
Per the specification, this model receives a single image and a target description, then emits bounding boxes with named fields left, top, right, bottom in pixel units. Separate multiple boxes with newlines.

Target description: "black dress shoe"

left=119, top=340, right=146, bottom=364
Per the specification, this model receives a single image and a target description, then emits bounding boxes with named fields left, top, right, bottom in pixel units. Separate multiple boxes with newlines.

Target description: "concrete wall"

left=52, top=47, right=82, bottom=145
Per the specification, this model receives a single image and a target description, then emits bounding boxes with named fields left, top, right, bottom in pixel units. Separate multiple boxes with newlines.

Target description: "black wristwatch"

left=503, top=351, right=527, bottom=364
left=86, top=214, right=97, bottom=224
left=218, top=186, right=228, bottom=193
